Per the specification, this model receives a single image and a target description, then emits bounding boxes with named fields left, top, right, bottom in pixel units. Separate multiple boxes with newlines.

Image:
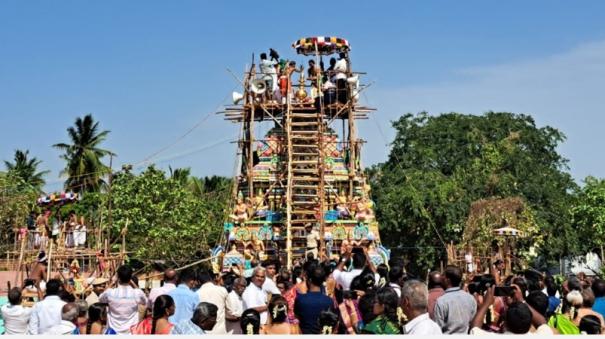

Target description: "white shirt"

left=197, top=282, right=228, bottom=334
left=262, top=277, right=281, bottom=295
left=333, top=268, right=380, bottom=291
left=260, top=59, right=277, bottom=76
left=27, top=295, right=66, bottom=334
left=242, top=283, right=268, bottom=324
left=148, top=282, right=176, bottom=309
left=225, top=290, right=244, bottom=334
left=1, top=303, right=32, bottom=334
left=99, top=285, right=147, bottom=334
left=43, top=320, right=76, bottom=335
left=333, top=58, right=348, bottom=80
left=471, top=323, right=553, bottom=335
left=389, top=282, right=402, bottom=298
left=404, top=313, right=442, bottom=335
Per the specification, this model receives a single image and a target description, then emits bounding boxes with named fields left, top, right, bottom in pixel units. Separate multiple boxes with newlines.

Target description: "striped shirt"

left=99, top=285, right=147, bottom=334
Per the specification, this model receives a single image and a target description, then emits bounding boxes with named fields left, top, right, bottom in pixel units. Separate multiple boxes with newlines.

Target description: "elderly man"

left=401, top=280, right=442, bottom=335
left=1, top=287, right=32, bottom=334
left=27, top=279, right=66, bottom=334
left=171, top=302, right=218, bottom=335
left=225, top=277, right=247, bottom=334
left=197, top=270, right=228, bottom=334
left=43, top=302, right=80, bottom=335
left=148, top=268, right=178, bottom=309
left=433, top=266, right=477, bottom=334
left=242, top=266, right=269, bottom=325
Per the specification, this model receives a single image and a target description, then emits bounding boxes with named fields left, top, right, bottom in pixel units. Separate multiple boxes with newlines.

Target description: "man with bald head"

left=148, top=268, right=178, bottom=310
left=428, top=271, right=445, bottom=319
left=43, top=302, right=80, bottom=334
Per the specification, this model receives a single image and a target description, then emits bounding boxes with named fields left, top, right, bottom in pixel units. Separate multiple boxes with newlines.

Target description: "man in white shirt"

left=27, top=279, right=66, bottom=334
left=99, top=265, right=147, bottom=334
left=148, top=268, right=177, bottom=310
left=242, top=266, right=269, bottom=324
left=259, top=52, right=278, bottom=93
left=197, top=270, right=229, bottom=334
left=1, top=287, right=32, bottom=334
left=262, top=260, right=281, bottom=295
left=43, top=302, right=79, bottom=335
left=333, top=250, right=379, bottom=291
left=225, top=277, right=247, bottom=334
left=401, top=280, right=442, bottom=335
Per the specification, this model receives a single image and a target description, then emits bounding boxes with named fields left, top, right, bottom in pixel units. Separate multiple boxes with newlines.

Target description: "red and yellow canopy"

left=292, top=36, right=350, bottom=56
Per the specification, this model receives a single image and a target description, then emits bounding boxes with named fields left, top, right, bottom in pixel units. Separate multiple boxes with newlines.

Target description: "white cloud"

left=362, top=39, right=605, bottom=180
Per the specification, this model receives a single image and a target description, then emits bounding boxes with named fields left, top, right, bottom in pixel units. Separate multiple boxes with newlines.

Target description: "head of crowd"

left=3, top=251, right=605, bottom=335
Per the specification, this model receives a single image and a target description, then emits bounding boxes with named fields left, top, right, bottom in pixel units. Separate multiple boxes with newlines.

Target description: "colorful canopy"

left=292, top=36, right=350, bottom=56
left=37, top=192, right=79, bottom=206
left=493, top=226, right=523, bottom=237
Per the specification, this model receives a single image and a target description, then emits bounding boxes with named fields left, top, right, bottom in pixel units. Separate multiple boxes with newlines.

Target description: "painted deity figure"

left=336, top=190, right=351, bottom=218
left=355, top=198, right=375, bottom=223
left=251, top=190, right=268, bottom=218
left=230, top=197, right=249, bottom=224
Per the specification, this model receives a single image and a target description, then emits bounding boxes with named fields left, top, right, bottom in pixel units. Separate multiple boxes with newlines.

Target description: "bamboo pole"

left=13, top=235, right=26, bottom=286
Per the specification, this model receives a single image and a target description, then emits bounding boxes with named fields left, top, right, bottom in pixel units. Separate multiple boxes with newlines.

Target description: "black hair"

left=308, top=265, right=326, bottom=287
left=358, top=269, right=377, bottom=292
left=352, top=252, right=366, bottom=269
left=179, top=268, right=196, bottom=284
left=444, top=266, right=462, bottom=287
left=511, top=276, right=528, bottom=299
left=268, top=295, right=288, bottom=324
left=389, top=265, right=404, bottom=284
left=292, top=266, right=303, bottom=285
left=87, top=303, right=107, bottom=334
left=592, top=279, right=605, bottom=298
left=568, top=277, right=582, bottom=292
left=375, top=287, right=399, bottom=324
left=339, top=52, right=346, bottom=59
left=240, top=309, right=261, bottom=335
left=579, top=315, right=602, bottom=334
left=117, top=265, right=132, bottom=284
left=45, top=279, right=62, bottom=296
left=318, top=310, right=339, bottom=334
left=260, top=53, right=267, bottom=60
left=358, top=290, right=377, bottom=324
left=505, top=302, right=532, bottom=334
left=276, top=270, right=293, bottom=291
left=8, top=287, right=22, bottom=305
left=197, top=270, right=213, bottom=285
left=59, top=290, right=76, bottom=302
left=377, top=264, right=389, bottom=283
left=526, top=290, right=548, bottom=317
left=152, top=295, right=175, bottom=334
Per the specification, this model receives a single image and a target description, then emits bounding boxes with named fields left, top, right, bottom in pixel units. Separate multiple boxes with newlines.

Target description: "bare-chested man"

left=27, top=252, right=48, bottom=291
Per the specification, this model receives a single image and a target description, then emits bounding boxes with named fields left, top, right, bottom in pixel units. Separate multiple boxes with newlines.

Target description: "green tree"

left=53, top=114, right=114, bottom=193
left=371, top=112, right=577, bottom=274
left=570, top=176, right=605, bottom=255
left=0, top=172, right=38, bottom=252
left=4, top=149, right=49, bottom=192
left=107, top=166, right=228, bottom=263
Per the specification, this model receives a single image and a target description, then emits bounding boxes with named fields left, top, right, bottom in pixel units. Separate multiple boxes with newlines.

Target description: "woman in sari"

left=131, top=295, right=175, bottom=334
left=87, top=303, right=117, bottom=335
left=362, top=287, right=401, bottom=334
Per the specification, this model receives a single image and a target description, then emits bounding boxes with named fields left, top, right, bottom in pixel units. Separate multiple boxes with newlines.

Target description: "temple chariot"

left=215, top=37, right=390, bottom=271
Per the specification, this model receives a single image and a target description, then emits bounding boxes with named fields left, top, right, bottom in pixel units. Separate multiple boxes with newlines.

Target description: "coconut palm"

left=53, top=114, right=115, bottom=193
left=3, top=149, right=49, bottom=192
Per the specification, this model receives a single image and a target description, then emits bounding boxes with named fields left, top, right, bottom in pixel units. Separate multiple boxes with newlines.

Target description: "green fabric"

left=363, top=315, right=401, bottom=335
left=548, top=314, right=580, bottom=335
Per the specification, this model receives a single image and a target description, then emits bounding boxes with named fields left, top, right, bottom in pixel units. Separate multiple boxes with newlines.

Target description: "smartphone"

left=343, top=290, right=358, bottom=299
left=495, top=286, right=514, bottom=297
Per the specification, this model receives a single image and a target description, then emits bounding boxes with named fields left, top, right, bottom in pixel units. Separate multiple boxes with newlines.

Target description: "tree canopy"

left=370, top=112, right=578, bottom=274
left=4, top=149, right=49, bottom=192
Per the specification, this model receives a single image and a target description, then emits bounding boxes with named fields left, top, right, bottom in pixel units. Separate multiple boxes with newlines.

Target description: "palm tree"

left=53, top=114, right=115, bottom=193
left=169, top=166, right=191, bottom=186
left=3, top=149, right=49, bottom=192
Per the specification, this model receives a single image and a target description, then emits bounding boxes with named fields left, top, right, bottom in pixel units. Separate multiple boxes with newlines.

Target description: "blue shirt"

left=294, top=291, right=334, bottom=334
left=593, top=297, right=605, bottom=318
left=548, top=296, right=561, bottom=314
left=168, top=284, right=200, bottom=324
left=171, top=319, right=205, bottom=335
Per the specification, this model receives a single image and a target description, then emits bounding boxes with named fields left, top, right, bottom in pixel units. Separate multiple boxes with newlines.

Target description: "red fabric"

left=130, top=317, right=173, bottom=335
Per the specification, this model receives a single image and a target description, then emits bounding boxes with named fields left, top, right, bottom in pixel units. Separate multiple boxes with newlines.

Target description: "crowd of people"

left=21, top=209, right=87, bottom=251
left=3, top=247, right=605, bottom=335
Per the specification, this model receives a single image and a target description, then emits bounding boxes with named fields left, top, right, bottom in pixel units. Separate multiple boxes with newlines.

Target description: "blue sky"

left=1, top=1, right=604, bottom=192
